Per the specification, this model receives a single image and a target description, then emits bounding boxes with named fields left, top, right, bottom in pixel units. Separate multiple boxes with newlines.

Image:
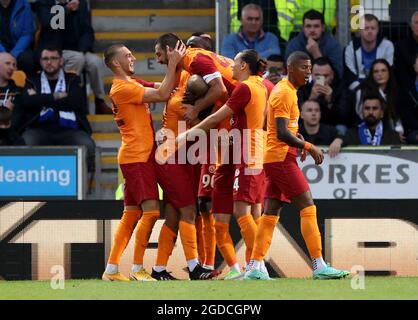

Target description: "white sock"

left=187, top=258, right=199, bottom=271
left=260, top=260, right=269, bottom=275
left=203, top=264, right=214, bottom=270
left=131, top=264, right=143, bottom=273
left=251, top=260, right=262, bottom=271
left=105, top=263, right=118, bottom=274
left=231, top=263, right=241, bottom=273
left=153, top=265, right=166, bottom=273
left=312, top=257, right=327, bottom=271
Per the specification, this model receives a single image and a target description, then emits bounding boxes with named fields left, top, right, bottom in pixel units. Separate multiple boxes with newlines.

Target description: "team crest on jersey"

left=208, top=165, right=215, bottom=174
left=235, top=169, right=240, bottom=177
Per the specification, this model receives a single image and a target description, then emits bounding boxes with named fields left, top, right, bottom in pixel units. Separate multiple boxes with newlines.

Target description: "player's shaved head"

left=186, top=36, right=209, bottom=50
left=103, top=44, right=125, bottom=69
left=287, top=51, right=311, bottom=67
left=186, top=74, right=209, bottom=99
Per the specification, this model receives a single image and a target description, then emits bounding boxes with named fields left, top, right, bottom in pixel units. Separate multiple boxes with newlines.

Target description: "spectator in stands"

left=0, top=52, right=23, bottom=130
left=344, top=14, right=394, bottom=91
left=298, top=99, right=343, bottom=157
left=352, top=59, right=403, bottom=140
left=394, top=11, right=418, bottom=88
left=331, top=94, right=401, bottom=149
left=0, top=0, right=35, bottom=76
left=0, top=106, right=24, bottom=145
left=297, top=57, right=350, bottom=134
left=285, top=9, right=343, bottom=78
left=398, top=53, right=418, bottom=144
left=275, top=0, right=337, bottom=42
left=221, top=3, right=280, bottom=60
left=21, top=47, right=96, bottom=182
left=36, top=0, right=111, bottom=114
left=229, top=0, right=279, bottom=39
left=263, top=54, right=285, bottom=84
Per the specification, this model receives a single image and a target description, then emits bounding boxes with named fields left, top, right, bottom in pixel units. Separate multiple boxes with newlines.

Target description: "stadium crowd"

left=1, top=0, right=418, bottom=280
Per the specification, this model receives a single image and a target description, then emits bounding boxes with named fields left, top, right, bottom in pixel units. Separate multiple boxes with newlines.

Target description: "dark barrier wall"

left=1, top=200, right=417, bottom=280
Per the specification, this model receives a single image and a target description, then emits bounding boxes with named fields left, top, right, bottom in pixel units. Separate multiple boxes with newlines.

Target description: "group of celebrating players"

left=100, top=32, right=349, bottom=282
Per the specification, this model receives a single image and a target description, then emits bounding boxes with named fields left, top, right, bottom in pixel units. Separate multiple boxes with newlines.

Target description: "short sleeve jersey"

left=227, top=76, right=267, bottom=168
left=109, top=78, right=154, bottom=164
left=264, top=78, right=299, bottom=163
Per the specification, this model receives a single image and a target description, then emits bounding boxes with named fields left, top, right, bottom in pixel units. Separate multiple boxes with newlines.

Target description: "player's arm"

left=143, top=41, right=185, bottom=103
left=190, top=104, right=233, bottom=133
left=183, top=77, right=228, bottom=122
left=276, top=117, right=324, bottom=165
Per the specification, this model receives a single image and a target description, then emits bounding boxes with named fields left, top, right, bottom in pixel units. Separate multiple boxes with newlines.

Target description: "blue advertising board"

left=0, top=147, right=82, bottom=199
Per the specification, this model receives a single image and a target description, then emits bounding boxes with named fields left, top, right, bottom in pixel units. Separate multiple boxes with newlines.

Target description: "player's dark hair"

left=240, top=49, right=267, bottom=75
left=103, top=44, right=125, bottom=69
left=287, top=51, right=310, bottom=66
left=267, top=54, right=284, bottom=63
left=303, top=9, right=325, bottom=25
left=156, top=33, right=181, bottom=52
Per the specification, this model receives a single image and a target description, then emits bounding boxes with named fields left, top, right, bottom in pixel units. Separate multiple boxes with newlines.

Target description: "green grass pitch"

left=1, top=277, right=418, bottom=300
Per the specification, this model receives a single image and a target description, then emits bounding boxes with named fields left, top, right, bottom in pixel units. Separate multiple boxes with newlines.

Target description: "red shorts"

left=198, top=163, right=216, bottom=198
left=211, top=164, right=234, bottom=214
left=156, top=162, right=196, bottom=209
left=120, top=161, right=159, bottom=207
left=233, top=165, right=266, bottom=204
left=264, top=152, right=309, bottom=203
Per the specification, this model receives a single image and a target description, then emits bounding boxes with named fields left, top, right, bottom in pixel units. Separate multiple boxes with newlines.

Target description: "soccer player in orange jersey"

left=101, top=42, right=192, bottom=281
left=244, top=51, right=349, bottom=280
left=177, top=49, right=268, bottom=280
left=155, top=33, right=239, bottom=273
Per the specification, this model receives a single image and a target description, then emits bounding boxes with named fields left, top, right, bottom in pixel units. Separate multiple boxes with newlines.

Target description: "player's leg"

left=125, top=161, right=161, bottom=281
left=244, top=198, right=282, bottom=280
left=291, top=191, right=349, bottom=279
left=152, top=203, right=179, bottom=280
left=198, top=164, right=216, bottom=270
left=195, top=213, right=205, bottom=265
left=102, top=204, right=141, bottom=281
left=214, top=213, right=242, bottom=280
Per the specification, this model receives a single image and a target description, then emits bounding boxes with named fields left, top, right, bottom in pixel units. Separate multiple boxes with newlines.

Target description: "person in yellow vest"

left=274, top=0, right=337, bottom=42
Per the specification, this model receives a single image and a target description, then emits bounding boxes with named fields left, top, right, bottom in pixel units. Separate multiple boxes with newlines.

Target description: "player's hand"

left=183, top=103, right=199, bottom=125
left=167, top=40, right=186, bottom=67
left=297, top=133, right=307, bottom=162
left=308, top=144, right=324, bottom=165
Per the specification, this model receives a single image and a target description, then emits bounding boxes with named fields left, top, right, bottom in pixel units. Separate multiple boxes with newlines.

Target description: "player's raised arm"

left=143, top=40, right=186, bottom=103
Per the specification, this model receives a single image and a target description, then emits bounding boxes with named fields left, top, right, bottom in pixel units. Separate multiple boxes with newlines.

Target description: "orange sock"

left=246, top=215, right=261, bottom=262
left=215, top=221, right=237, bottom=267
left=108, top=210, right=141, bottom=265
left=155, top=223, right=177, bottom=266
left=202, top=214, right=216, bottom=267
left=179, top=221, right=198, bottom=261
left=237, top=214, right=257, bottom=264
left=195, top=216, right=205, bottom=264
left=300, top=205, right=322, bottom=258
left=133, top=210, right=160, bottom=265
left=252, top=214, right=279, bottom=261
